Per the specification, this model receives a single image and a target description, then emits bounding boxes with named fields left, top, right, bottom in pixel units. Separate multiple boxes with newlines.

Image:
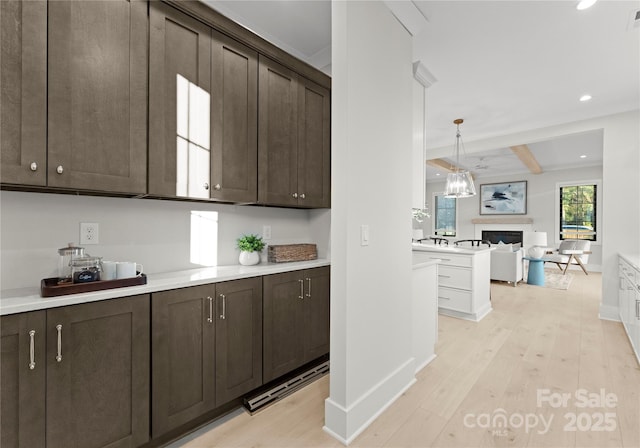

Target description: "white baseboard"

left=323, top=358, right=416, bottom=445
left=415, top=353, right=437, bottom=374
left=598, top=303, right=620, bottom=321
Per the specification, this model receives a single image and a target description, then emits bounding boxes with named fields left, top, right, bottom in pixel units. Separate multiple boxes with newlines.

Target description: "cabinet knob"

left=56, top=165, right=64, bottom=175
left=292, top=193, right=298, bottom=199
left=30, top=162, right=38, bottom=172
left=214, top=184, right=221, bottom=191
left=204, top=183, right=210, bottom=190
left=300, top=193, right=306, bottom=199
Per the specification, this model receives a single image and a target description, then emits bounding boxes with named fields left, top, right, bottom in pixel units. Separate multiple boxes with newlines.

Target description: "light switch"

left=361, top=225, right=370, bottom=246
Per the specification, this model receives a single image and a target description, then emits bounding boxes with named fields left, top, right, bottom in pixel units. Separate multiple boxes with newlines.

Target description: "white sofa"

left=490, top=243, right=523, bottom=287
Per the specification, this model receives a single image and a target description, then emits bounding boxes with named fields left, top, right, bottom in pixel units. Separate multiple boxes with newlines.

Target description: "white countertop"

left=620, top=254, right=640, bottom=271
left=0, top=259, right=330, bottom=316
left=411, top=242, right=495, bottom=255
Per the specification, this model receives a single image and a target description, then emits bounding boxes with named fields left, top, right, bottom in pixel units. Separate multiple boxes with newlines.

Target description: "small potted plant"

left=237, top=234, right=265, bottom=266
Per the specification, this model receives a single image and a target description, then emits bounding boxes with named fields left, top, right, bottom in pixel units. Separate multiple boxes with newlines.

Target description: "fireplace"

left=482, top=230, right=523, bottom=245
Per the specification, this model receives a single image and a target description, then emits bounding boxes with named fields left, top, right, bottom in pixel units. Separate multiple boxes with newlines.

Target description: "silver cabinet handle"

left=636, top=300, right=640, bottom=319
left=300, top=193, right=306, bottom=199
left=207, top=296, right=213, bottom=323
left=29, top=330, right=36, bottom=370
left=55, top=324, right=62, bottom=362
left=438, top=275, right=451, bottom=278
left=306, top=278, right=311, bottom=298
left=30, top=162, right=38, bottom=171
left=298, top=279, right=304, bottom=299
left=292, top=193, right=298, bottom=199
left=56, top=165, right=64, bottom=174
left=204, top=183, right=210, bottom=190
left=439, top=296, right=451, bottom=300
left=219, top=293, right=226, bottom=320
left=214, top=184, right=221, bottom=190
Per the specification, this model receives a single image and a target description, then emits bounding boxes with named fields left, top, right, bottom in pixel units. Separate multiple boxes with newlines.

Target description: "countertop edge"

left=0, top=259, right=331, bottom=316
left=411, top=243, right=495, bottom=255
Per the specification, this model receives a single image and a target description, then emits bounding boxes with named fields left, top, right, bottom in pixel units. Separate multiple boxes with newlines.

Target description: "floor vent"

left=243, top=361, right=329, bottom=414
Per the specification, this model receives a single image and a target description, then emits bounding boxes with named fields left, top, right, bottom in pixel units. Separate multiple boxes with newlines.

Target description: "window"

left=559, top=184, right=597, bottom=241
left=433, top=194, right=457, bottom=236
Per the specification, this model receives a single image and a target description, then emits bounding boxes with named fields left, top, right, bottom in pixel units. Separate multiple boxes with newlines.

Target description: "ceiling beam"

left=426, top=158, right=455, bottom=173
left=510, top=144, right=542, bottom=174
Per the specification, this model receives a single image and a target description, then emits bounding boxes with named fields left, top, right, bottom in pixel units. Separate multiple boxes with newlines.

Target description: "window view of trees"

left=434, top=195, right=456, bottom=237
left=560, top=184, right=596, bottom=240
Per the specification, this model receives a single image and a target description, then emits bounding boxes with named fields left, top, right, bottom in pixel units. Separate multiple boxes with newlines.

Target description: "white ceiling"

left=202, top=0, right=639, bottom=180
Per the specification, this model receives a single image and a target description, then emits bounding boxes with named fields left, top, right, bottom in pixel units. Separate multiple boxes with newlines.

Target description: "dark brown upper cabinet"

left=210, top=30, right=258, bottom=203
left=0, top=0, right=47, bottom=187
left=258, top=56, right=330, bottom=208
left=149, top=3, right=258, bottom=203
left=149, top=2, right=212, bottom=199
left=47, top=0, right=148, bottom=194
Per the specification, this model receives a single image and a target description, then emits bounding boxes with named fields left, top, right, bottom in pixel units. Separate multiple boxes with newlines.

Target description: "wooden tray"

left=40, top=274, right=147, bottom=297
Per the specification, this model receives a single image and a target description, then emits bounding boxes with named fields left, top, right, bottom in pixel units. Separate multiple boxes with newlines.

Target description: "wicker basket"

left=267, top=244, right=318, bottom=263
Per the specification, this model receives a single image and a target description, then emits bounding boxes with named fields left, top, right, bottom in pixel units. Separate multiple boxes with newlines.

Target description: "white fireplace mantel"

left=471, top=218, right=533, bottom=224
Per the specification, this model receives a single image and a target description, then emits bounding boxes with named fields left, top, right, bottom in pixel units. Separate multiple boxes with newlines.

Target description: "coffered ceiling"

left=202, top=0, right=639, bottom=180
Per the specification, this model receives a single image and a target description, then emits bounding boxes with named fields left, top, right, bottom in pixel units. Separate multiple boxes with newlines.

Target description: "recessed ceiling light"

left=580, top=154, right=587, bottom=159
left=577, top=0, right=598, bottom=10
left=579, top=94, right=592, bottom=102
left=436, top=173, right=441, bottom=176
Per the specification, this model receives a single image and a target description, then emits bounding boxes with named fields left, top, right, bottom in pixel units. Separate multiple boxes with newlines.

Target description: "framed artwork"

left=479, top=181, right=527, bottom=215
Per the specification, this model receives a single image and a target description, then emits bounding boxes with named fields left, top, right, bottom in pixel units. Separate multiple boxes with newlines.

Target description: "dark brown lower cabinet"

left=215, top=277, right=263, bottom=406
left=263, top=266, right=330, bottom=383
left=1, top=311, right=46, bottom=448
left=1, top=295, right=150, bottom=448
left=152, top=277, right=263, bottom=437
left=46, top=295, right=150, bottom=448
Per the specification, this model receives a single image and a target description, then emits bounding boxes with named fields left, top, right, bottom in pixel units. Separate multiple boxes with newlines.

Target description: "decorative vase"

left=239, top=250, right=260, bottom=266
left=528, top=246, right=545, bottom=259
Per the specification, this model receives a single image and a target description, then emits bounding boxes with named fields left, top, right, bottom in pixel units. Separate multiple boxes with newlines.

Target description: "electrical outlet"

left=80, top=222, right=99, bottom=245
left=263, top=225, right=272, bottom=240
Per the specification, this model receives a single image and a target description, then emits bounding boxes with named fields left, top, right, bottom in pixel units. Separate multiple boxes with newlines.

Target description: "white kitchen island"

left=412, top=242, right=494, bottom=322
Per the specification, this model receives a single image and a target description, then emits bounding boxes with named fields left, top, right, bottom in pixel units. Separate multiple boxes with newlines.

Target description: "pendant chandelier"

left=444, top=118, right=476, bottom=198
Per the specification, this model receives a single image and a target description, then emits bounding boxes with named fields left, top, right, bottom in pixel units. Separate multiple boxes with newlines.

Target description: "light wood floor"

left=176, top=272, right=640, bottom=448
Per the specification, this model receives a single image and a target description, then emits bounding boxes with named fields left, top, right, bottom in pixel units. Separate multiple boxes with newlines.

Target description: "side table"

left=524, top=257, right=545, bottom=286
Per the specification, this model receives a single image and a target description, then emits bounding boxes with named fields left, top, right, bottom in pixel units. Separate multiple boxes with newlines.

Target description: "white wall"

left=325, top=1, right=415, bottom=444
left=421, top=164, right=604, bottom=270
left=0, top=190, right=325, bottom=291
left=424, top=110, right=639, bottom=319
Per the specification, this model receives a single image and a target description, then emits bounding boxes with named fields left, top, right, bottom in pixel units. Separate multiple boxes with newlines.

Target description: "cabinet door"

left=47, top=0, right=147, bottom=193
left=0, top=0, right=47, bottom=186
left=263, top=270, right=305, bottom=382
left=149, top=2, right=212, bottom=199
left=0, top=311, right=46, bottom=448
left=215, top=277, right=263, bottom=406
left=151, top=285, right=215, bottom=437
left=303, top=267, right=330, bottom=363
left=211, top=30, right=258, bottom=203
left=46, top=295, right=150, bottom=448
left=297, top=78, right=331, bottom=208
left=258, top=55, right=299, bottom=207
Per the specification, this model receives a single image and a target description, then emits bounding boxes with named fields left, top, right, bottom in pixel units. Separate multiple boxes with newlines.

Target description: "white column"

left=325, top=1, right=416, bottom=444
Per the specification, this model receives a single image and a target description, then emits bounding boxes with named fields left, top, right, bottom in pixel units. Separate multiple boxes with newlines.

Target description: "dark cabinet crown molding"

left=163, top=0, right=331, bottom=90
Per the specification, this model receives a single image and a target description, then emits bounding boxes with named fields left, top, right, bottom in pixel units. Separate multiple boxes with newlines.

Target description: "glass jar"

left=70, top=256, right=102, bottom=283
left=58, top=243, right=85, bottom=282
